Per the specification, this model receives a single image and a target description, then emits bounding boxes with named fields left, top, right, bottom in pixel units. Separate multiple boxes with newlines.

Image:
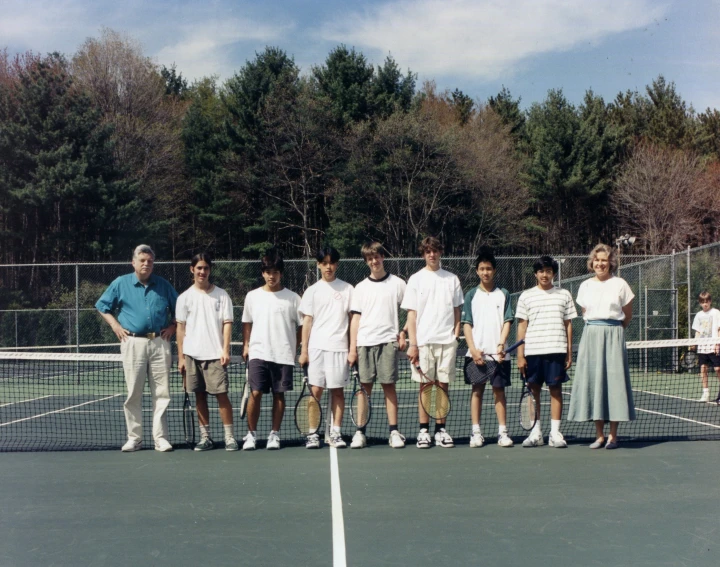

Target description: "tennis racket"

left=681, top=349, right=698, bottom=370
left=414, top=363, right=451, bottom=420
left=183, top=389, right=195, bottom=447
left=294, top=367, right=323, bottom=436
left=239, top=365, right=249, bottom=419
left=349, top=365, right=372, bottom=428
left=466, top=340, right=525, bottom=385
left=518, top=378, right=538, bottom=432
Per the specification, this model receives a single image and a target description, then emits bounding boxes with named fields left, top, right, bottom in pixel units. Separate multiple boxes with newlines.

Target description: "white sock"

left=531, top=422, right=542, bottom=436
left=224, top=425, right=234, bottom=439
left=247, top=430, right=256, bottom=437
left=199, top=424, right=209, bottom=439
left=703, top=388, right=709, bottom=394
left=269, top=430, right=278, bottom=436
left=332, top=425, right=341, bottom=434
left=498, top=425, right=507, bottom=435
left=551, top=419, right=561, bottom=435
left=472, top=424, right=481, bottom=434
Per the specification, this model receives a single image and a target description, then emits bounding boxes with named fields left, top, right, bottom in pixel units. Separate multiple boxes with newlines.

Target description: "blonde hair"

left=360, top=242, right=387, bottom=261
left=587, top=243, right=617, bottom=273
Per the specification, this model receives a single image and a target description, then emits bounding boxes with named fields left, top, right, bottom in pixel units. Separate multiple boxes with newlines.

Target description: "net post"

left=686, top=245, right=691, bottom=338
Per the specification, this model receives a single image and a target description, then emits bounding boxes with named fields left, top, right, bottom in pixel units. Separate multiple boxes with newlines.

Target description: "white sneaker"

left=121, top=439, right=142, bottom=452
left=329, top=431, right=346, bottom=448
left=305, top=433, right=320, bottom=449
left=469, top=431, right=485, bottom=448
left=497, top=432, right=514, bottom=447
left=434, top=428, right=454, bottom=448
left=699, top=391, right=709, bottom=402
left=266, top=432, right=281, bottom=450
left=389, top=430, right=406, bottom=448
left=225, top=437, right=239, bottom=451
left=548, top=431, right=567, bottom=448
left=350, top=431, right=367, bottom=449
left=522, top=432, right=544, bottom=447
left=154, top=438, right=173, bottom=452
left=242, top=433, right=257, bottom=451
left=416, top=428, right=432, bottom=449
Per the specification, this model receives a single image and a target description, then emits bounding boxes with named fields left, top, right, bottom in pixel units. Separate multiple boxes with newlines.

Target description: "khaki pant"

left=121, top=336, right=171, bottom=442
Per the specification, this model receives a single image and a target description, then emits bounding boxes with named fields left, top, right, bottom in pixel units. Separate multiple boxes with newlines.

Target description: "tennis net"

left=1, top=338, right=719, bottom=451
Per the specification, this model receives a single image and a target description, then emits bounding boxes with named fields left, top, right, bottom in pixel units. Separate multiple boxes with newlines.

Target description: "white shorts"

left=308, top=349, right=350, bottom=389
left=410, top=341, right=458, bottom=384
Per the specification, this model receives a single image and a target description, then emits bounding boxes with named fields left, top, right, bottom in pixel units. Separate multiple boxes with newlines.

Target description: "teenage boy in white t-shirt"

left=691, top=291, right=720, bottom=403
left=516, top=255, right=577, bottom=448
left=349, top=242, right=407, bottom=449
left=461, top=246, right=514, bottom=448
left=299, top=247, right=354, bottom=449
left=241, top=249, right=302, bottom=450
left=176, top=253, right=237, bottom=451
left=401, top=236, right=464, bottom=449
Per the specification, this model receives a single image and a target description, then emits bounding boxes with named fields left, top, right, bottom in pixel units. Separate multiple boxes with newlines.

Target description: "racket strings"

left=351, top=391, right=370, bottom=427
left=520, top=392, right=537, bottom=430
left=421, top=384, right=450, bottom=420
left=296, top=395, right=322, bottom=435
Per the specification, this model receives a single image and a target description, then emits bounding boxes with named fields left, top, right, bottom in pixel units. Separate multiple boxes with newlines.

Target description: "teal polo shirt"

left=95, top=273, right=178, bottom=335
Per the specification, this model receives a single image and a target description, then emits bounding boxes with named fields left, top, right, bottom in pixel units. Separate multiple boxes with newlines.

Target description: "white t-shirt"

left=351, top=273, right=406, bottom=347
left=576, top=277, right=634, bottom=321
left=299, top=279, right=353, bottom=352
left=461, top=286, right=513, bottom=359
left=241, top=287, right=302, bottom=366
left=176, top=285, right=233, bottom=361
left=516, top=286, right=577, bottom=356
left=692, top=307, right=720, bottom=354
left=400, top=268, right=464, bottom=346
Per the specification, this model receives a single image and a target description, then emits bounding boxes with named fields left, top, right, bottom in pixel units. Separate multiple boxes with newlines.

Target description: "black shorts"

left=463, top=357, right=511, bottom=389
left=525, top=353, right=569, bottom=387
left=248, top=359, right=294, bottom=394
left=698, top=352, right=720, bottom=368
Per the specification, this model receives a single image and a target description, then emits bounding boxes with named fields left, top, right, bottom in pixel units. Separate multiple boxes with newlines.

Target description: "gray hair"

left=133, top=244, right=155, bottom=260
left=587, top=243, right=617, bottom=273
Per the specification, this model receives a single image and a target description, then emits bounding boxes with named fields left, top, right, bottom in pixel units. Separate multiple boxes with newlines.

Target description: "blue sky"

left=2, top=0, right=719, bottom=111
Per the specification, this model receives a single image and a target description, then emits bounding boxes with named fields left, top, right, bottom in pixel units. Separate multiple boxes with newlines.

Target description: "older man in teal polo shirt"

left=96, top=244, right=178, bottom=452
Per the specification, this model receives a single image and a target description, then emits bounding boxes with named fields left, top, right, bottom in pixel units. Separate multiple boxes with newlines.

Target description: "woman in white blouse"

left=568, top=244, right=636, bottom=449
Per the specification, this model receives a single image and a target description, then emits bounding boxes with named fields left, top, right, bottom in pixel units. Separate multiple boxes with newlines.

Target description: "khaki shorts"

left=357, top=342, right=399, bottom=385
left=410, top=341, right=458, bottom=384
left=185, top=356, right=229, bottom=395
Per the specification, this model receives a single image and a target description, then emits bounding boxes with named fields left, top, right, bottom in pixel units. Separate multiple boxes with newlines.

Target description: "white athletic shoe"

left=329, top=431, right=346, bottom=448
left=416, top=429, right=432, bottom=449
left=548, top=431, right=568, bottom=448
left=434, top=428, right=454, bottom=448
left=497, top=432, right=514, bottom=447
left=121, top=439, right=142, bottom=452
left=225, top=437, right=239, bottom=451
left=699, top=391, right=709, bottom=402
left=266, top=432, right=281, bottom=450
left=389, top=430, right=406, bottom=448
left=154, top=438, right=173, bottom=452
left=469, top=431, right=485, bottom=448
left=242, top=433, right=257, bottom=451
left=305, top=433, right=320, bottom=449
left=350, top=431, right=367, bottom=449
left=522, top=432, right=544, bottom=447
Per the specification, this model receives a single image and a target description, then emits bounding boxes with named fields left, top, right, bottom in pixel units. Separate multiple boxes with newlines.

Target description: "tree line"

left=2, top=28, right=719, bottom=265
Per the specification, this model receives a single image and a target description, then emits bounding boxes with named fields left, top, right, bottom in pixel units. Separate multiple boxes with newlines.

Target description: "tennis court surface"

left=1, top=442, right=717, bottom=567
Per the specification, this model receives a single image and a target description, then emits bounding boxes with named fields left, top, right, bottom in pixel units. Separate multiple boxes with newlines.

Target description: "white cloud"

left=155, top=19, right=291, bottom=80
left=322, top=0, right=668, bottom=80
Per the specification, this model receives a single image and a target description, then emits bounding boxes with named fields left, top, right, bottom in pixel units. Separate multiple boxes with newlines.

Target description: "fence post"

left=15, top=311, right=18, bottom=348
left=75, top=264, right=80, bottom=352
left=670, top=250, right=676, bottom=340
left=687, top=245, right=691, bottom=338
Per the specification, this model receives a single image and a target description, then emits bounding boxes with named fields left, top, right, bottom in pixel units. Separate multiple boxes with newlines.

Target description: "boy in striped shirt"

left=516, top=256, right=577, bottom=448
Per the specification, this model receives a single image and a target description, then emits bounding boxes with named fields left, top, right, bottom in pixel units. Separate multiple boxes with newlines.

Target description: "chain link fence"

left=1, top=244, right=719, bottom=350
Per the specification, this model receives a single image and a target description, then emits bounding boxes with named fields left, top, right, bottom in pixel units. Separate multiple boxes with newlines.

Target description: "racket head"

left=183, top=391, right=195, bottom=446
left=466, top=356, right=501, bottom=386
left=239, top=366, right=249, bottom=419
left=682, top=350, right=698, bottom=369
left=294, top=375, right=322, bottom=435
left=350, top=389, right=371, bottom=427
left=518, top=385, right=537, bottom=431
left=420, top=382, right=451, bottom=420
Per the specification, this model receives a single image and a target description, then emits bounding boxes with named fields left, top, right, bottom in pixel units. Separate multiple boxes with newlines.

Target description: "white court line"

left=0, top=394, right=51, bottom=407
left=329, top=447, right=347, bottom=567
left=0, top=394, right=122, bottom=427
left=633, top=388, right=704, bottom=403
left=634, top=407, right=720, bottom=429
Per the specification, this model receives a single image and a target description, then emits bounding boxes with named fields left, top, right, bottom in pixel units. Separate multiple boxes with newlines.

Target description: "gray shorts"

left=357, top=342, right=399, bottom=385
left=185, top=356, right=229, bottom=395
